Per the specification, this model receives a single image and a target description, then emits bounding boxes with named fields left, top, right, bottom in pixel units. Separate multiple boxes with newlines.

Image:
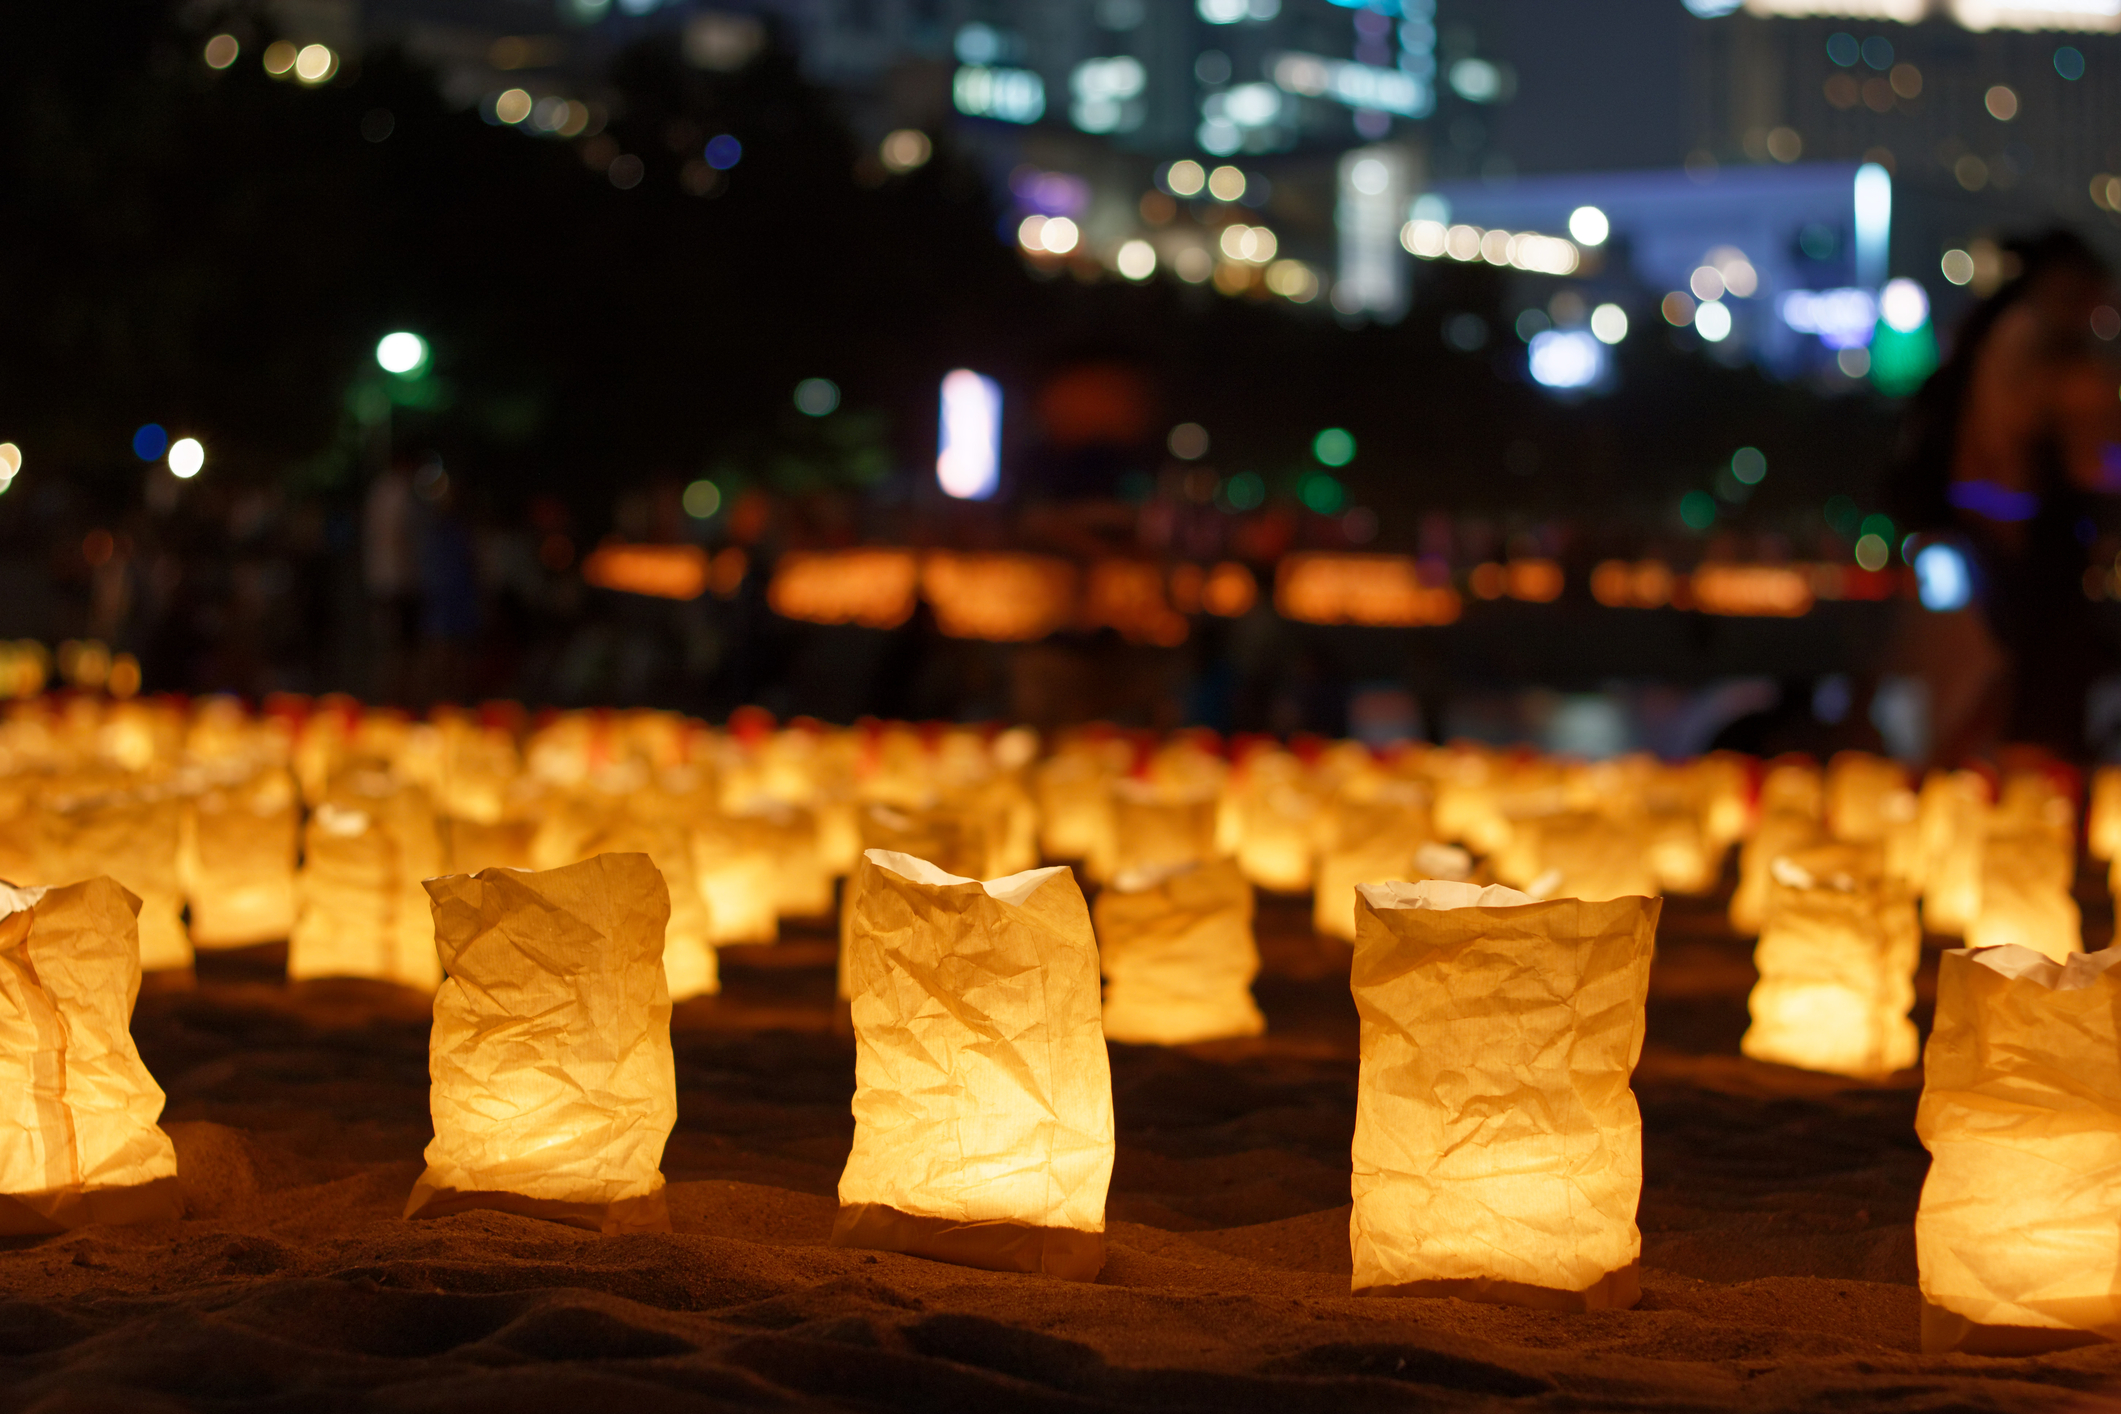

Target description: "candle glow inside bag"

left=289, top=785, right=444, bottom=990
left=1731, top=809, right=1822, bottom=935
left=406, top=853, right=676, bottom=1234
left=1095, top=856, right=1263, bottom=1045
left=1965, top=825, right=2080, bottom=963
left=182, top=769, right=299, bottom=948
left=1349, top=879, right=1658, bottom=1310
left=1741, top=857, right=1919, bottom=1078
left=834, top=849, right=1113, bottom=1280
left=0, top=878, right=182, bottom=1234
left=41, top=790, right=191, bottom=973
left=1100, top=780, right=1219, bottom=884
left=1917, top=944, right=2121, bottom=1354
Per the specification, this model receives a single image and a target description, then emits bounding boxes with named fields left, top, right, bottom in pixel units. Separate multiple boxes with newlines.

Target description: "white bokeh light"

left=168, top=437, right=205, bottom=479
left=375, top=332, right=429, bottom=374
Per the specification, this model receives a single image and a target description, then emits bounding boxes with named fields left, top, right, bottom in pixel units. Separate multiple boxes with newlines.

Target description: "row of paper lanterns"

left=1, top=694, right=2118, bottom=1350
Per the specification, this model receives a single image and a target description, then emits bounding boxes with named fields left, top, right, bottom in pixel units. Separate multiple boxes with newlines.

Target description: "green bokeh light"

left=1222, top=471, right=1265, bottom=511
left=1312, top=427, right=1356, bottom=467
left=1299, top=472, right=1346, bottom=515
left=1680, top=490, right=1716, bottom=531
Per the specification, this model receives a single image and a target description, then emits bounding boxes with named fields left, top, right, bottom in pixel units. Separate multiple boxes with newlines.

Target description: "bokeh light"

left=794, top=378, right=840, bottom=416
left=1985, top=84, right=2018, bottom=120
left=705, top=134, right=743, bottom=169
left=1206, top=165, right=1246, bottom=201
left=168, top=437, right=204, bottom=479
left=1940, top=249, right=1975, bottom=285
left=1880, top=277, right=1929, bottom=333
left=1165, top=160, right=1205, bottom=197
left=496, top=89, right=534, bottom=124
left=1040, top=216, right=1079, bottom=254
left=1116, top=239, right=1157, bottom=280
left=1915, top=543, right=1971, bottom=610
left=1222, top=471, right=1265, bottom=510
left=1731, top=446, right=1767, bottom=485
left=294, top=44, right=337, bottom=85
left=1854, top=532, right=1889, bottom=571
left=262, top=41, right=297, bottom=76
left=1169, top=422, right=1210, bottom=459
left=1312, top=427, right=1355, bottom=467
left=132, top=424, right=168, bottom=461
left=682, top=480, right=722, bottom=519
left=1694, top=301, right=1733, bottom=342
left=880, top=129, right=931, bottom=172
left=1590, top=303, right=1628, bottom=344
left=1680, top=491, right=1716, bottom=530
left=376, top=332, right=430, bottom=375
left=204, top=34, right=239, bottom=69
left=1528, top=329, right=1604, bottom=389
left=1264, top=260, right=1317, bottom=301
left=936, top=369, right=1002, bottom=501
left=1299, top=472, right=1346, bottom=515
left=1567, top=205, right=1609, bottom=246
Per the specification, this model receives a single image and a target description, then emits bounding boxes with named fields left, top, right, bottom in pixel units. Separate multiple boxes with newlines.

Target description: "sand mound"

left=0, top=893, right=2117, bottom=1410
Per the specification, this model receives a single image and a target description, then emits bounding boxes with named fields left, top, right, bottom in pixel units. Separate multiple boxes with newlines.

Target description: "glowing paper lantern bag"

left=1741, top=864, right=1919, bottom=1078
left=183, top=771, right=299, bottom=948
left=289, top=797, right=444, bottom=989
left=1095, top=857, right=1263, bottom=1045
left=834, top=849, right=1113, bottom=1280
left=1916, top=945, right=2121, bottom=1354
left=1967, top=827, right=2080, bottom=963
left=406, top=854, right=676, bottom=1234
left=0, top=879, right=182, bottom=1234
left=42, top=793, right=191, bottom=973
left=1350, top=880, right=1658, bottom=1309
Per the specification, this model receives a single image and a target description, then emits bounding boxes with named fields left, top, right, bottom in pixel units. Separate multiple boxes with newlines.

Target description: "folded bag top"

left=1349, top=878, right=1658, bottom=1311
left=834, top=848, right=1113, bottom=1280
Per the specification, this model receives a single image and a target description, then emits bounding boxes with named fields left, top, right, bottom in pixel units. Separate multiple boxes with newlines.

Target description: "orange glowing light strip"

left=767, top=549, right=919, bottom=628
left=1690, top=564, right=1815, bottom=617
left=1275, top=553, right=1462, bottom=627
left=921, top=552, right=1078, bottom=641
left=1081, top=559, right=1188, bottom=646
left=581, top=543, right=710, bottom=600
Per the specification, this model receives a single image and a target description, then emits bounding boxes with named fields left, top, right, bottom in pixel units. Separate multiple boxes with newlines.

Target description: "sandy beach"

left=3, top=884, right=2118, bottom=1412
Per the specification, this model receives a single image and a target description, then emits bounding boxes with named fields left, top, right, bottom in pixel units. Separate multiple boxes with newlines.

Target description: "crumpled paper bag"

left=406, top=853, right=676, bottom=1234
left=1350, top=878, right=1658, bottom=1309
left=288, top=787, right=444, bottom=990
left=182, top=769, right=299, bottom=948
left=834, top=849, right=1113, bottom=1280
left=1916, top=944, right=2121, bottom=1354
left=0, top=878, right=182, bottom=1234
left=1742, top=858, right=1919, bottom=1077
left=1095, top=856, right=1262, bottom=1045
left=532, top=796, right=717, bottom=1000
